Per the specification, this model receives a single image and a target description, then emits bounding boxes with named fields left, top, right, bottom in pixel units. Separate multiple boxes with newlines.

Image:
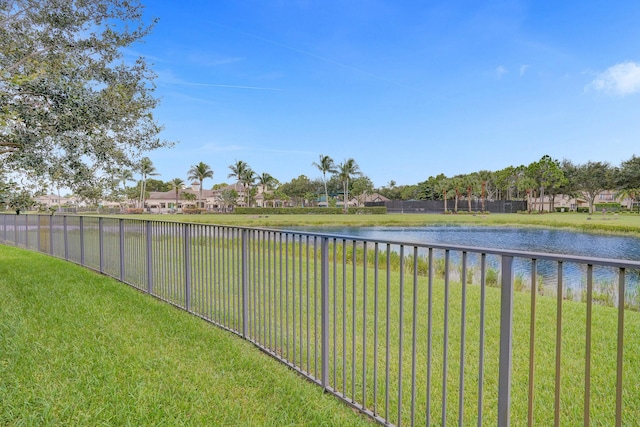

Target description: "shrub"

left=576, top=207, right=590, bottom=213
left=233, top=207, right=387, bottom=215
left=182, top=208, right=206, bottom=214
left=126, top=208, right=144, bottom=214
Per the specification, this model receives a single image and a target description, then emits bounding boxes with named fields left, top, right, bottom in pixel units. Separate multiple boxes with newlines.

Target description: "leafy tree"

left=399, top=185, right=422, bottom=200
left=616, top=155, right=640, bottom=212
left=279, top=175, right=320, bottom=207
left=187, top=162, right=214, bottom=209
left=564, top=160, right=614, bottom=214
left=350, top=176, right=374, bottom=206
left=0, top=0, right=168, bottom=195
left=335, top=158, right=361, bottom=213
left=220, top=189, right=239, bottom=212
left=212, top=183, right=229, bottom=190
left=169, top=178, right=185, bottom=209
left=312, top=154, right=336, bottom=207
left=527, top=155, right=565, bottom=212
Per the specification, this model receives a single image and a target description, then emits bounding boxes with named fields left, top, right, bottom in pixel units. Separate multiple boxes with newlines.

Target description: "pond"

left=284, top=225, right=640, bottom=294
left=285, top=225, right=640, bottom=261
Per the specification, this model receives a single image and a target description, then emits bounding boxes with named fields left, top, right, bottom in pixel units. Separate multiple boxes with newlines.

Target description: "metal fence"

left=1, top=213, right=639, bottom=426
left=382, top=199, right=528, bottom=214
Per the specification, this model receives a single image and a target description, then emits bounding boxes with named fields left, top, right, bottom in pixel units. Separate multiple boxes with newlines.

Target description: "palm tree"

left=312, top=154, right=336, bottom=207
left=169, top=178, right=185, bottom=210
left=117, top=169, right=134, bottom=191
left=228, top=160, right=253, bottom=207
left=138, top=157, right=158, bottom=209
left=187, top=162, right=214, bottom=209
left=335, top=158, right=361, bottom=213
left=257, top=172, right=277, bottom=207
left=241, top=169, right=256, bottom=207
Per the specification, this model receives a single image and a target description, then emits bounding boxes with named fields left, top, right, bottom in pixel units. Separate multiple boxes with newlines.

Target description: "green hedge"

left=234, top=206, right=387, bottom=215
left=594, top=202, right=622, bottom=212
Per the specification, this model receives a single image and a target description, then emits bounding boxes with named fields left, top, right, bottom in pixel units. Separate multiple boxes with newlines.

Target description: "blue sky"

left=133, top=0, right=640, bottom=188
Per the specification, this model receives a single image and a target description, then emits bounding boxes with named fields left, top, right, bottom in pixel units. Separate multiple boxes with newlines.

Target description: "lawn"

left=3, top=212, right=640, bottom=425
left=0, top=245, right=373, bottom=426
left=118, top=212, right=640, bottom=235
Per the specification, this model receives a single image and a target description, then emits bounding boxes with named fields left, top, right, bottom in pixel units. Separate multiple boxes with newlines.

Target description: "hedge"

left=233, top=206, right=387, bottom=215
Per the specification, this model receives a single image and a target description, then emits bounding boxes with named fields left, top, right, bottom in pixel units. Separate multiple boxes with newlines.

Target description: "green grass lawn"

left=0, top=245, right=373, bottom=426
left=114, top=212, right=640, bottom=235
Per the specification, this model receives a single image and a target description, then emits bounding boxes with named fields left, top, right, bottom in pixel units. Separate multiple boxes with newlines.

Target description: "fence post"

left=79, top=216, right=85, bottom=266
left=36, top=214, right=41, bottom=252
left=242, top=229, right=249, bottom=338
left=184, top=223, right=191, bottom=311
left=24, top=214, right=28, bottom=248
left=49, top=214, right=53, bottom=255
left=12, top=215, right=16, bottom=246
left=119, top=219, right=125, bottom=282
left=99, top=217, right=104, bottom=273
left=146, top=221, right=153, bottom=294
left=498, top=255, right=514, bottom=427
left=321, top=237, right=329, bottom=389
left=63, top=215, right=69, bottom=260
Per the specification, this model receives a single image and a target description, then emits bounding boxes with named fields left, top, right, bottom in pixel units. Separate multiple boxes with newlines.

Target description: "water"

left=285, top=225, right=640, bottom=294
left=287, top=225, right=640, bottom=261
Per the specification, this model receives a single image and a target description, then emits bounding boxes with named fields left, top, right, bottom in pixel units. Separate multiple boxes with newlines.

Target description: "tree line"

left=376, top=155, right=640, bottom=214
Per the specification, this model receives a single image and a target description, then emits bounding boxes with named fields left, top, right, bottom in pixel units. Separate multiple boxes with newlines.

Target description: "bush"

left=594, top=202, right=621, bottom=212
left=233, top=206, right=387, bottom=215
left=576, top=207, right=590, bottom=213
left=126, top=208, right=144, bottom=214
left=182, top=208, right=206, bottom=214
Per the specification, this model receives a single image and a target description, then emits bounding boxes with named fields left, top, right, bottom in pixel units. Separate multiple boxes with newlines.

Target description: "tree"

left=464, top=173, right=480, bottom=213
left=335, top=158, right=361, bottom=213
left=187, top=162, right=214, bottom=209
left=169, top=178, right=185, bottom=209
left=220, top=189, right=239, bottom=212
left=312, top=154, right=336, bottom=207
left=617, top=155, right=640, bottom=212
left=257, top=172, right=277, bottom=193
left=228, top=160, right=254, bottom=207
left=350, top=176, right=374, bottom=206
left=565, top=161, right=614, bottom=214
left=0, top=0, right=168, bottom=195
left=279, top=175, right=320, bottom=207
left=138, top=157, right=158, bottom=209
left=526, top=155, right=566, bottom=212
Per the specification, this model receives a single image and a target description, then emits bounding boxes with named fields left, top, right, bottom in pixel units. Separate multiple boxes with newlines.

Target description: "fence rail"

left=1, top=213, right=639, bottom=426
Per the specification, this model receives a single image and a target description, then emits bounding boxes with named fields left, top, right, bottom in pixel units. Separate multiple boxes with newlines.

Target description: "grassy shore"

left=121, top=212, right=640, bottom=235
left=0, top=245, right=372, bottom=426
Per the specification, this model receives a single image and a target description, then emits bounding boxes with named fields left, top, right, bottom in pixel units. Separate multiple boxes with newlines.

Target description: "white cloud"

left=586, top=61, right=640, bottom=95
left=496, top=65, right=508, bottom=78
left=519, top=64, right=530, bottom=76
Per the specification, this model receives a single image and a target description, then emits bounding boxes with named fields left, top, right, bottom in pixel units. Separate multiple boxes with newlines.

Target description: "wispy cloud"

left=496, top=65, right=508, bottom=78
left=168, top=81, right=285, bottom=91
left=519, top=64, right=530, bottom=76
left=211, top=22, right=421, bottom=92
left=586, top=61, right=640, bottom=95
left=156, top=69, right=284, bottom=91
left=186, top=53, right=245, bottom=67
left=199, top=143, right=246, bottom=152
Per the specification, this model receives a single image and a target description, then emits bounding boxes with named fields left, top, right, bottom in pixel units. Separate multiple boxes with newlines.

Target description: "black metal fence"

left=379, top=200, right=527, bottom=214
